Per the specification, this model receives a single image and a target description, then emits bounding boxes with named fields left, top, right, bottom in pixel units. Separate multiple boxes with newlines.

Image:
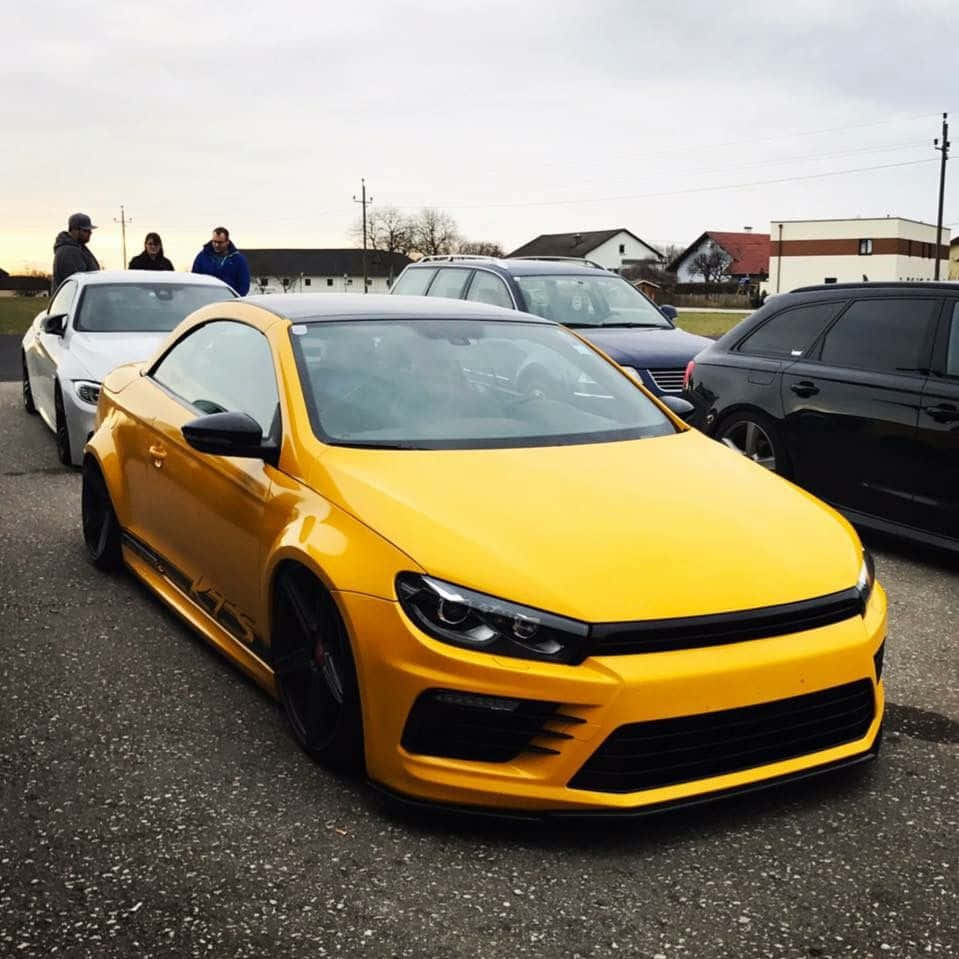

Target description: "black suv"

left=685, top=282, right=959, bottom=551
left=391, top=256, right=710, bottom=398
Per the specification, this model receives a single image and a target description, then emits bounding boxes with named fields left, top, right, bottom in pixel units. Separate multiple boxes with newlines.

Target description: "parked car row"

left=20, top=269, right=886, bottom=816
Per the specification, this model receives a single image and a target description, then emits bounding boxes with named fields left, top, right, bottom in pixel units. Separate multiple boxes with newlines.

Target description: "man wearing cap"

left=191, top=226, right=251, bottom=295
left=53, top=213, right=101, bottom=290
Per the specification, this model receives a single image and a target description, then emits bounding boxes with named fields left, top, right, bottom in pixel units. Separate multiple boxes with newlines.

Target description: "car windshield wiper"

left=593, top=322, right=669, bottom=329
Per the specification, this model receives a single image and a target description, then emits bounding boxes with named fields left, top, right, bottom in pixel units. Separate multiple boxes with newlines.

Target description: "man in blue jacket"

left=191, top=226, right=251, bottom=295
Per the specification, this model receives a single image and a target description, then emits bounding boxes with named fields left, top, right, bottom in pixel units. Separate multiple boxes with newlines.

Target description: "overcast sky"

left=3, top=0, right=955, bottom=273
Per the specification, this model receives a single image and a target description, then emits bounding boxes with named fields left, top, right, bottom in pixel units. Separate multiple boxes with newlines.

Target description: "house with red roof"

left=668, top=230, right=770, bottom=283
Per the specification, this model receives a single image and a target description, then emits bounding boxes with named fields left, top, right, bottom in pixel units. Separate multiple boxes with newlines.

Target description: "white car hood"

left=67, top=331, right=169, bottom=382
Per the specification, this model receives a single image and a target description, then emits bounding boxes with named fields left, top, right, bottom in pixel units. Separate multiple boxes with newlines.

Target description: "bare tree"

left=689, top=248, right=730, bottom=284
left=351, top=206, right=415, bottom=258
left=457, top=240, right=505, bottom=257
left=409, top=208, right=460, bottom=257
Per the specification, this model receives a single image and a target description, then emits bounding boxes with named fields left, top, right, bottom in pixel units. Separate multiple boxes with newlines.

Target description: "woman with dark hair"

left=129, top=233, right=174, bottom=270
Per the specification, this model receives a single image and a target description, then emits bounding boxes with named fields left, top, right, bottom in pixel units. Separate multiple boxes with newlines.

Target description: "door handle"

left=790, top=381, right=819, bottom=398
left=924, top=403, right=959, bottom=424
left=148, top=444, right=167, bottom=467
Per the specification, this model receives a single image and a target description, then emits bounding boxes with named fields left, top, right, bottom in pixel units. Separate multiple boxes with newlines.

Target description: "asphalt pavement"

left=0, top=381, right=956, bottom=958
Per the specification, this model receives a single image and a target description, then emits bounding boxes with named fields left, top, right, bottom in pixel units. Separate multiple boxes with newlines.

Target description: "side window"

left=946, top=303, right=959, bottom=378
left=391, top=268, right=436, bottom=296
left=152, top=321, right=280, bottom=435
left=427, top=268, right=471, bottom=299
left=48, top=280, right=77, bottom=318
left=465, top=272, right=513, bottom=309
left=818, top=298, right=941, bottom=374
left=738, top=302, right=842, bottom=357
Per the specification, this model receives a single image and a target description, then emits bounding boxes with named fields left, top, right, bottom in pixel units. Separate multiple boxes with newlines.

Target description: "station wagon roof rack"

left=417, top=254, right=506, bottom=264
left=513, top=256, right=608, bottom=270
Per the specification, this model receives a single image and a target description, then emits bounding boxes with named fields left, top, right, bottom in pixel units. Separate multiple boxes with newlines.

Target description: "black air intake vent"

left=401, top=689, right=583, bottom=763
left=569, top=679, right=875, bottom=793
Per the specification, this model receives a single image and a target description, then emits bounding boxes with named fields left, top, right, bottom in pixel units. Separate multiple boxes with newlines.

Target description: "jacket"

left=191, top=240, right=250, bottom=295
left=53, top=231, right=100, bottom=290
left=129, top=252, right=174, bottom=271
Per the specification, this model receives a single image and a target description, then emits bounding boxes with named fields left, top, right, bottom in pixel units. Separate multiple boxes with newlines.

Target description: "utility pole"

left=114, top=205, right=132, bottom=268
left=352, top=179, right=372, bottom=293
left=934, top=113, right=950, bottom=280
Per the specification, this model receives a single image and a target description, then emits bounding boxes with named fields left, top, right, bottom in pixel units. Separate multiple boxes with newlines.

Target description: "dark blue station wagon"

left=391, top=256, right=711, bottom=398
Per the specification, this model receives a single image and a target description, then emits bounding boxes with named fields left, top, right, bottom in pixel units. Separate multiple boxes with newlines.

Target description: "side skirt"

left=120, top=530, right=278, bottom=697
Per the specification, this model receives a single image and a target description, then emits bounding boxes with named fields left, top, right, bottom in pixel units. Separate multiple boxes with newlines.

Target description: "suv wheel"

left=716, top=411, right=790, bottom=476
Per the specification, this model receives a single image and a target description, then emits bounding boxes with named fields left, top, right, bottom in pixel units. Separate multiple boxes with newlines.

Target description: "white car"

left=22, top=271, right=236, bottom=465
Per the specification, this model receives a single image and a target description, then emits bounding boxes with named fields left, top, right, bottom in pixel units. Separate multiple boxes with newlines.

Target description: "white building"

left=769, top=218, right=952, bottom=293
left=507, top=229, right=662, bottom=272
left=244, top=249, right=412, bottom=295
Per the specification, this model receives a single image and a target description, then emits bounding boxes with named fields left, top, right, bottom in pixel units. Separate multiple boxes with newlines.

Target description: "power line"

left=520, top=111, right=951, bottom=172
left=399, top=158, right=938, bottom=211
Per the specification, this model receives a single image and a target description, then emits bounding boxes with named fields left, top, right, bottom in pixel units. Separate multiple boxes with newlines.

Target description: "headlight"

left=620, top=365, right=642, bottom=382
left=396, top=573, right=589, bottom=664
left=856, top=549, right=875, bottom=613
left=73, top=380, right=101, bottom=405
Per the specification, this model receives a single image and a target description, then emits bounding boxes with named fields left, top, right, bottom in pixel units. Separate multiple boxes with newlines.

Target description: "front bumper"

left=61, top=381, right=98, bottom=466
left=338, top=584, right=887, bottom=813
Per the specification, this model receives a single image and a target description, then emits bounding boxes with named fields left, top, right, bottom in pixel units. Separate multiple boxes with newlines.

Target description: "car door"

left=27, top=279, right=78, bottom=423
left=139, top=320, right=282, bottom=648
left=912, top=298, right=959, bottom=541
left=781, top=295, right=940, bottom=525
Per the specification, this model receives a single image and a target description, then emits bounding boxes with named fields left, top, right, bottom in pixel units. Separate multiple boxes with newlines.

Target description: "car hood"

left=310, top=429, right=862, bottom=623
left=580, top=326, right=712, bottom=367
left=67, top=331, right=169, bottom=381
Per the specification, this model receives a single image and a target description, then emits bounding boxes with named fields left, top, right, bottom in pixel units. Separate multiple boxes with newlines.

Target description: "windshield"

left=515, top=275, right=671, bottom=329
left=290, top=318, right=676, bottom=450
left=75, top=283, right=234, bottom=332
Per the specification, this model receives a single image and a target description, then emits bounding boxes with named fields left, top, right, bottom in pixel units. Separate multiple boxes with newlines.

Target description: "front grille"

left=569, top=679, right=875, bottom=794
left=591, top=587, right=863, bottom=656
left=401, top=689, right=583, bottom=763
left=646, top=368, right=686, bottom=393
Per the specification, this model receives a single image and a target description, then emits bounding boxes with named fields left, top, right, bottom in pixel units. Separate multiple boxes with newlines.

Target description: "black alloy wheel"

left=716, top=411, right=791, bottom=477
left=81, top=459, right=122, bottom=570
left=54, top=382, right=72, bottom=466
left=22, top=353, right=36, bottom=414
left=272, top=566, right=364, bottom=770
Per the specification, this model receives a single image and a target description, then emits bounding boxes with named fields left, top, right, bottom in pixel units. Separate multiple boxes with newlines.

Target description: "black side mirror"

left=659, top=304, right=678, bottom=322
left=43, top=313, right=67, bottom=335
left=182, top=411, right=278, bottom=465
left=658, top=395, right=695, bottom=422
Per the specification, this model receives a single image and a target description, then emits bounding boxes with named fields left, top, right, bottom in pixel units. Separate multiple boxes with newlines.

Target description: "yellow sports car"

left=82, top=294, right=886, bottom=815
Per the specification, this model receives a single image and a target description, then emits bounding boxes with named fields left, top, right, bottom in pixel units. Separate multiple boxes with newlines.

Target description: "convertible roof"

left=73, top=270, right=232, bottom=288
left=243, top=293, right=554, bottom=324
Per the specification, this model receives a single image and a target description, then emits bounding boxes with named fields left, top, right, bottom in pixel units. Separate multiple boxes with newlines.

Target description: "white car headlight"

left=620, top=366, right=642, bottom=382
left=73, top=380, right=102, bottom=405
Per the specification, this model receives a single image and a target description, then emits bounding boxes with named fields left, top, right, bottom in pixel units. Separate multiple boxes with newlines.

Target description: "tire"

left=272, top=565, right=365, bottom=771
left=715, top=410, right=791, bottom=477
left=22, top=352, right=37, bottom=414
left=81, top=459, right=123, bottom=571
left=54, top=382, right=72, bottom=466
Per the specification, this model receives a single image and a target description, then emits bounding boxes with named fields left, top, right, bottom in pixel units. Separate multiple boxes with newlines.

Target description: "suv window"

left=392, top=268, right=436, bottom=296
left=466, top=271, right=513, bottom=309
left=738, top=302, right=842, bottom=357
left=818, top=297, right=941, bottom=374
left=427, top=268, right=471, bottom=299
left=152, top=320, right=280, bottom=434
left=947, top=302, right=959, bottom=377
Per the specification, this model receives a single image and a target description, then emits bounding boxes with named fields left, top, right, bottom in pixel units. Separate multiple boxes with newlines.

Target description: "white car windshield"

left=75, top=283, right=233, bottom=332
left=515, top=275, right=671, bottom=329
left=291, top=318, right=676, bottom=450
